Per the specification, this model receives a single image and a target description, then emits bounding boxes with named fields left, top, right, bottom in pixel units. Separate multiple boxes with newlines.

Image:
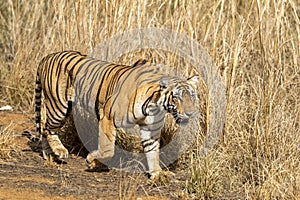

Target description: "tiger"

left=35, top=50, right=199, bottom=179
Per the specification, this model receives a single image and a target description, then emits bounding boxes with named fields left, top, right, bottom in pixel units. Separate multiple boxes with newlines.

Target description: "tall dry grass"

left=0, top=0, right=299, bottom=199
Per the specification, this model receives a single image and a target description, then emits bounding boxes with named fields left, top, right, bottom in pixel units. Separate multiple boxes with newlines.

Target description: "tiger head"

left=160, top=75, right=199, bottom=125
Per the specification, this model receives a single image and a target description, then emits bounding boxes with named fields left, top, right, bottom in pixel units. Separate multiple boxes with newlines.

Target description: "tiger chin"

left=35, top=51, right=199, bottom=180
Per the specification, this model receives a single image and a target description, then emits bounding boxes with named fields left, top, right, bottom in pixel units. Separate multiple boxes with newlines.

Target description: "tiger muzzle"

left=167, top=105, right=196, bottom=125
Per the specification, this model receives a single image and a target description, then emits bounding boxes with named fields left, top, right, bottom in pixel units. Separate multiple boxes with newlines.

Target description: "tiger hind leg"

left=41, top=97, right=70, bottom=160
left=41, top=130, right=69, bottom=159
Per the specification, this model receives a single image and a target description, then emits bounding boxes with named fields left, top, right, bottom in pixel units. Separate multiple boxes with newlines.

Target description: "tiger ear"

left=132, top=59, right=150, bottom=67
left=187, top=75, right=199, bottom=90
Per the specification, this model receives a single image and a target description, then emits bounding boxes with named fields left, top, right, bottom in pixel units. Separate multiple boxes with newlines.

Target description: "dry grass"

left=0, top=0, right=299, bottom=199
left=0, top=123, right=16, bottom=159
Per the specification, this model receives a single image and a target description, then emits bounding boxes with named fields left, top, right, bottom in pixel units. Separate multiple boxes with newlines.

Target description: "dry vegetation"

left=0, top=123, right=16, bottom=159
left=0, top=0, right=299, bottom=199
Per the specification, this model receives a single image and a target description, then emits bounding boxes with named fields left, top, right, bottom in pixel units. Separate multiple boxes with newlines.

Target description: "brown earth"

left=0, top=112, right=188, bottom=200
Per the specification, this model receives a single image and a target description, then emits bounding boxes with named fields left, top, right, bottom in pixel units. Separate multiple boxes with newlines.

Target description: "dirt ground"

left=0, top=112, right=187, bottom=200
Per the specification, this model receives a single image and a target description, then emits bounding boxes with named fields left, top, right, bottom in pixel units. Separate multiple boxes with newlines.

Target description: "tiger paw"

left=86, top=151, right=97, bottom=169
left=85, top=158, right=109, bottom=172
left=149, top=170, right=176, bottom=183
left=52, top=145, right=69, bottom=159
left=148, top=170, right=161, bottom=180
left=86, top=150, right=114, bottom=167
left=46, top=134, right=69, bottom=159
left=86, top=158, right=97, bottom=169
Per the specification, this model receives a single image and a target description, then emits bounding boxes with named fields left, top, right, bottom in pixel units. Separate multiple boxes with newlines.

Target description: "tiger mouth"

left=175, top=117, right=189, bottom=125
left=167, top=106, right=190, bottom=125
left=173, top=113, right=189, bottom=125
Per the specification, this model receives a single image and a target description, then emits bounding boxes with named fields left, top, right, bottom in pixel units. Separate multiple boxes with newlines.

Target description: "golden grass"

left=0, top=123, right=16, bottom=159
left=0, top=0, right=299, bottom=199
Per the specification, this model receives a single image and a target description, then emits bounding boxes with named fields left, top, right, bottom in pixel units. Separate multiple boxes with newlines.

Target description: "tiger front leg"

left=140, top=127, right=162, bottom=180
left=86, top=117, right=116, bottom=169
